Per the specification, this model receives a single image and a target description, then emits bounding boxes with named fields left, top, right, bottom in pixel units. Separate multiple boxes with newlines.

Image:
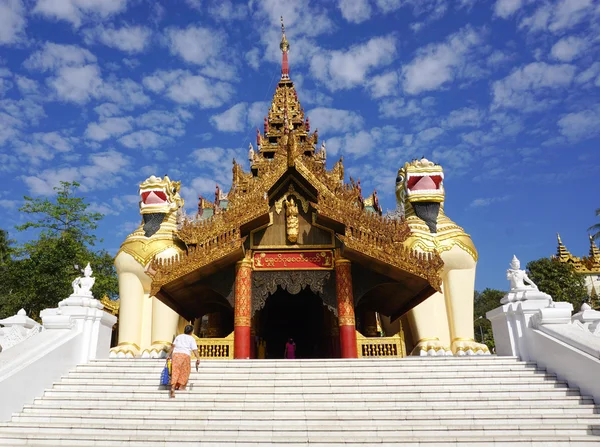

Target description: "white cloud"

left=85, top=117, right=133, bottom=141
left=143, top=70, right=233, bottom=108
left=310, top=36, right=396, bottom=91
left=185, top=0, right=201, bottom=10
left=327, top=130, right=374, bottom=158
left=15, top=76, right=38, bottom=94
left=417, top=127, right=444, bottom=142
left=210, top=103, right=247, bottom=132
left=491, top=62, right=576, bottom=110
left=402, top=26, right=483, bottom=94
left=0, top=0, right=26, bottom=45
left=94, top=102, right=121, bottom=118
left=469, top=195, right=510, bottom=207
left=557, top=108, right=600, bottom=141
left=494, top=0, right=523, bottom=18
left=136, top=109, right=192, bottom=137
left=550, top=36, right=587, bottom=62
left=520, top=0, right=594, bottom=33
left=118, top=130, right=171, bottom=149
left=338, top=0, right=372, bottom=24
left=245, top=48, right=261, bottom=70
left=165, top=26, right=225, bottom=66
left=209, top=101, right=268, bottom=133
left=443, top=107, right=482, bottom=128
left=33, top=0, right=129, bottom=28
left=305, top=107, right=363, bottom=135
left=34, top=131, right=74, bottom=152
left=575, top=62, right=600, bottom=86
left=208, top=0, right=247, bottom=20
left=49, top=64, right=103, bottom=104
left=366, top=71, right=399, bottom=98
left=378, top=96, right=435, bottom=119
left=84, top=25, right=151, bottom=53
left=24, top=42, right=96, bottom=72
left=22, top=150, right=130, bottom=195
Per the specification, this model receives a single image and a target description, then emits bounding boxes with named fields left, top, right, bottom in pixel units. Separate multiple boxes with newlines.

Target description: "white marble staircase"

left=1, top=356, right=599, bottom=446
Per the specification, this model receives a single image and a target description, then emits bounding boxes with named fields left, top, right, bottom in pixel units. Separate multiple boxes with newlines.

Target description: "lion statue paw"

left=452, top=339, right=491, bottom=356
left=411, top=339, right=453, bottom=356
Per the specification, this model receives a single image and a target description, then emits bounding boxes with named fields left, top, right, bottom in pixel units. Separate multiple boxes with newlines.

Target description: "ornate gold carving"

left=356, top=331, right=406, bottom=358
left=274, top=184, right=309, bottom=214
left=148, top=231, right=245, bottom=296
left=284, top=196, right=299, bottom=243
left=100, top=295, right=119, bottom=316
left=234, top=261, right=252, bottom=327
left=193, top=332, right=234, bottom=359
left=142, top=28, right=445, bottom=301
left=336, top=260, right=356, bottom=327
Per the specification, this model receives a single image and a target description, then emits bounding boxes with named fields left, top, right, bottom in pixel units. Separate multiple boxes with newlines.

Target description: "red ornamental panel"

left=253, top=250, right=334, bottom=271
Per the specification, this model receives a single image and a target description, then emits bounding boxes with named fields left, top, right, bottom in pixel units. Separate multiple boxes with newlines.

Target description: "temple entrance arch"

left=255, top=288, right=335, bottom=359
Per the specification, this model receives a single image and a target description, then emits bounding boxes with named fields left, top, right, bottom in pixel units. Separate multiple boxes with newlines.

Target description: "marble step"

left=10, top=412, right=600, bottom=426
left=59, top=373, right=558, bottom=384
left=39, top=388, right=583, bottom=400
left=0, top=437, right=599, bottom=447
left=1, top=420, right=598, bottom=435
left=16, top=401, right=600, bottom=419
left=48, top=378, right=571, bottom=388
left=66, top=368, right=551, bottom=377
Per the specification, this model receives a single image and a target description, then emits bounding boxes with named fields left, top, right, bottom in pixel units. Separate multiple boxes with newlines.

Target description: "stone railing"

left=193, top=332, right=234, bottom=359
left=356, top=331, right=406, bottom=358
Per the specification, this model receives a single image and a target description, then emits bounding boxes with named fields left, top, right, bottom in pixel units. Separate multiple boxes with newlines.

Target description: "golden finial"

left=280, top=16, right=290, bottom=53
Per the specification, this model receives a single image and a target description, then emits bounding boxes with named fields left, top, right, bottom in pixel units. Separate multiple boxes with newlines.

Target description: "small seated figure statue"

left=507, top=255, right=537, bottom=291
left=71, top=263, right=95, bottom=297
left=501, top=255, right=551, bottom=304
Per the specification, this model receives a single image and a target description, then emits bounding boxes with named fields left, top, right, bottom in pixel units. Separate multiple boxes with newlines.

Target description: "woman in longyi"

left=167, top=325, right=200, bottom=398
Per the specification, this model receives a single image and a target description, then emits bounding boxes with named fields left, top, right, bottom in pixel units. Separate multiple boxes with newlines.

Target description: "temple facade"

left=110, top=21, right=487, bottom=360
left=555, top=234, right=600, bottom=304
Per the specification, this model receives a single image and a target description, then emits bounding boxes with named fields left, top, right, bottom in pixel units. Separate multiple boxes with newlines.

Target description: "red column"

left=234, top=259, right=252, bottom=359
left=335, top=258, right=358, bottom=358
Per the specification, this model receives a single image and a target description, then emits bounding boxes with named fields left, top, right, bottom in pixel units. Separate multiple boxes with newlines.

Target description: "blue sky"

left=1, top=0, right=599, bottom=292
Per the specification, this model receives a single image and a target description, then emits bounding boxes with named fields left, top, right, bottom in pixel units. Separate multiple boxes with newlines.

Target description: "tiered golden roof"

left=555, top=233, right=600, bottom=274
left=148, top=21, right=444, bottom=301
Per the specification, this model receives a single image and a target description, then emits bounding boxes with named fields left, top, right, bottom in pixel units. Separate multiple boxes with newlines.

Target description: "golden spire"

left=589, top=234, right=600, bottom=261
left=280, top=16, right=289, bottom=53
left=556, top=233, right=568, bottom=259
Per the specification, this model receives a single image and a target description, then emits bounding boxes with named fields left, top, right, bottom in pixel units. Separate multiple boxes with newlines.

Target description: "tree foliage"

left=590, top=208, right=600, bottom=243
left=0, top=183, right=118, bottom=320
left=474, top=288, right=504, bottom=352
left=16, top=181, right=103, bottom=246
left=526, top=257, right=587, bottom=309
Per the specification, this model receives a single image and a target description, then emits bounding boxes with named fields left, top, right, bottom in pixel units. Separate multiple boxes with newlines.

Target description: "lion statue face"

left=396, top=158, right=444, bottom=233
left=138, top=175, right=184, bottom=216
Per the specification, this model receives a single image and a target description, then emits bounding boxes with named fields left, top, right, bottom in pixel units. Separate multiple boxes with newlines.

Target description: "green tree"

left=590, top=208, right=600, bottom=242
left=0, top=183, right=118, bottom=320
left=17, top=181, right=103, bottom=246
left=474, top=288, right=504, bottom=352
left=0, top=228, right=13, bottom=265
left=526, top=257, right=587, bottom=309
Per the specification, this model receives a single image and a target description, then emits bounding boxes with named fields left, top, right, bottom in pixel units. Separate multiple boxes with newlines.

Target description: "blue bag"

left=160, top=364, right=170, bottom=386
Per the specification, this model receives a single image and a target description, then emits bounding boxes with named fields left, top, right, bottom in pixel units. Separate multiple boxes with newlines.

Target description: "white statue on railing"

left=70, top=263, right=95, bottom=297
left=506, top=255, right=538, bottom=291
left=501, top=255, right=551, bottom=304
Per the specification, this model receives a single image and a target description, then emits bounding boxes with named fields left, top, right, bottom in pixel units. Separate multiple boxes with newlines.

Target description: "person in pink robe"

left=284, top=338, right=296, bottom=359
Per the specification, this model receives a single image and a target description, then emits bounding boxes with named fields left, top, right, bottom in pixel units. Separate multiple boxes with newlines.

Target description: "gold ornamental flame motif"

left=280, top=16, right=289, bottom=53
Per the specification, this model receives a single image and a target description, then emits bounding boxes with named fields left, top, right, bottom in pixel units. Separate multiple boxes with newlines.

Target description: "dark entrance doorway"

left=257, top=287, right=334, bottom=359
